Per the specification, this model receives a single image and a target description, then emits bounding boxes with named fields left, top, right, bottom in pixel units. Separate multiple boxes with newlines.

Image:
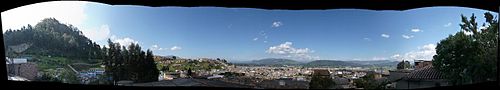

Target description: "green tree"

left=103, top=39, right=125, bottom=84
left=103, top=41, right=159, bottom=83
left=396, top=60, right=411, bottom=69
left=140, top=49, right=159, bottom=82
left=309, top=70, right=335, bottom=89
left=187, top=68, right=193, bottom=77
left=433, top=12, right=498, bottom=85
left=60, top=68, right=80, bottom=84
left=354, top=73, right=387, bottom=89
left=36, top=72, right=62, bottom=82
left=172, top=56, right=177, bottom=60
left=309, top=75, right=335, bottom=89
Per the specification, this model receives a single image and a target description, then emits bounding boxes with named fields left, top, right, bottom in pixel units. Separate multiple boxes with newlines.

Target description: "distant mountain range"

left=304, top=60, right=363, bottom=67
left=345, top=60, right=396, bottom=65
left=232, top=58, right=399, bottom=67
left=251, top=58, right=304, bottom=65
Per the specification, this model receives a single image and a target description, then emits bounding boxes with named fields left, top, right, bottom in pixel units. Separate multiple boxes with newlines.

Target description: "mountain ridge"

left=232, top=58, right=398, bottom=67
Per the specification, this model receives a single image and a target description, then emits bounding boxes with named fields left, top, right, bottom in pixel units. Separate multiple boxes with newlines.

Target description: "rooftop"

left=404, top=65, right=445, bottom=81
left=389, top=69, right=414, bottom=73
left=127, top=78, right=253, bottom=88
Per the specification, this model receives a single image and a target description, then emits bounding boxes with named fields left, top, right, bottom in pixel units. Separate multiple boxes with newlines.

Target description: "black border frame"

left=1, top=0, right=499, bottom=89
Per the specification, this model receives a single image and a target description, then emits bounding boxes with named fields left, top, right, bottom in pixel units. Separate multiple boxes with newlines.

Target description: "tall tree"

left=103, top=39, right=115, bottom=83
left=433, top=12, right=498, bottom=85
left=354, top=73, right=388, bottom=89
left=309, top=70, right=335, bottom=89
left=396, top=60, right=411, bottom=69
left=143, top=49, right=159, bottom=82
left=103, top=41, right=159, bottom=83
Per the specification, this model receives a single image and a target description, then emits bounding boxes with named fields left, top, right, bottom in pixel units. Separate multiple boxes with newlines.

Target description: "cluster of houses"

left=307, top=60, right=450, bottom=89
left=6, top=56, right=106, bottom=84
left=5, top=55, right=452, bottom=89
left=77, top=68, right=105, bottom=84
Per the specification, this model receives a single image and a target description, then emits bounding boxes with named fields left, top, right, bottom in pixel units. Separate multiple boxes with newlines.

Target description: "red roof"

left=404, top=65, right=445, bottom=80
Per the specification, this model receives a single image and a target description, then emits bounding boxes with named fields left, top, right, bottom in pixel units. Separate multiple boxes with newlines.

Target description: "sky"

left=2, top=1, right=497, bottom=62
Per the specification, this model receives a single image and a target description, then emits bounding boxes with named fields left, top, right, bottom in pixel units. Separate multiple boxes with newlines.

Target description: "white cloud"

left=83, top=25, right=111, bottom=41
left=391, top=44, right=436, bottom=61
left=113, top=37, right=138, bottom=47
left=2, top=1, right=88, bottom=32
left=170, top=46, right=182, bottom=51
left=150, top=44, right=167, bottom=51
left=110, top=35, right=117, bottom=40
left=257, top=30, right=269, bottom=42
left=253, top=38, right=259, bottom=41
left=411, top=28, right=422, bottom=32
left=266, top=42, right=318, bottom=60
left=381, top=34, right=390, bottom=38
left=372, top=57, right=388, bottom=60
left=259, top=31, right=266, bottom=36
left=391, top=54, right=401, bottom=60
left=444, top=22, right=452, bottom=27
left=363, top=38, right=371, bottom=41
left=152, top=45, right=159, bottom=49
left=271, top=21, right=283, bottom=28
left=402, top=34, right=414, bottom=39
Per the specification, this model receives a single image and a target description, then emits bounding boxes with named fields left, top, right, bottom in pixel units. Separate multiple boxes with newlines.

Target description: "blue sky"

left=2, top=1, right=497, bottom=62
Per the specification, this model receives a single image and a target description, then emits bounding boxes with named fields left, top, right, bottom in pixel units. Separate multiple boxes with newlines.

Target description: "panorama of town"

left=7, top=55, right=442, bottom=89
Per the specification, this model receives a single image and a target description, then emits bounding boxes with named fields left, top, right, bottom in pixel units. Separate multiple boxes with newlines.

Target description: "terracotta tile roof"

left=404, top=65, right=445, bottom=80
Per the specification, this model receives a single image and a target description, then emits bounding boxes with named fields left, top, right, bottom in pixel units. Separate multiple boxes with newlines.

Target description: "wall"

left=388, top=71, right=410, bottom=81
left=8, top=62, right=38, bottom=80
left=396, top=80, right=449, bottom=89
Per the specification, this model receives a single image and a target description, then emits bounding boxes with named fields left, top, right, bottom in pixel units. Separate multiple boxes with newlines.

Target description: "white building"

left=207, top=74, right=224, bottom=79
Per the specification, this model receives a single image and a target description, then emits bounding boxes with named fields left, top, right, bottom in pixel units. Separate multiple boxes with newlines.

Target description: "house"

left=162, top=72, right=179, bottom=80
left=256, top=79, right=309, bottom=89
left=163, top=75, right=177, bottom=80
left=388, top=69, right=413, bottom=82
left=6, top=57, right=38, bottom=80
left=366, top=71, right=383, bottom=79
left=395, top=65, right=450, bottom=89
left=207, top=74, right=224, bottom=79
left=414, top=60, right=432, bottom=69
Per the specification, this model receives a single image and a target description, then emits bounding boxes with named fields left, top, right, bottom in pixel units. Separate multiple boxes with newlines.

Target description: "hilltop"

left=3, top=18, right=102, bottom=60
